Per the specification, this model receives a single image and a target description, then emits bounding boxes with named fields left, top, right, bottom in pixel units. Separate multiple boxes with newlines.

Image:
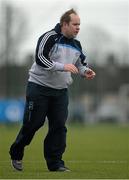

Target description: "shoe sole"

left=11, top=160, right=23, bottom=171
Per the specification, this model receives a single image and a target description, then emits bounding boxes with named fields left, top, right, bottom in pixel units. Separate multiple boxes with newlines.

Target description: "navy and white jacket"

left=29, top=23, right=89, bottom=89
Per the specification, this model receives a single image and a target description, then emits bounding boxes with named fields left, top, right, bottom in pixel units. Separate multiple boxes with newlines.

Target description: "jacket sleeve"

left=75, top=41, right=89, bottom=76
left=35, top=31, right=64, bottom=71
left=75, top=56, right=89, bottom=76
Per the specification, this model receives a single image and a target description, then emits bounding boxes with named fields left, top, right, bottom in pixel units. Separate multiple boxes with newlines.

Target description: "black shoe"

left=54, top=166, right=70, bottom=172
left=11, top=160, right=23, bottom=171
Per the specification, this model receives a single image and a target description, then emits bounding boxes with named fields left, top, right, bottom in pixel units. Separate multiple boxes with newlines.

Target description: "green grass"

left=0, top=123, right=129, bottom=179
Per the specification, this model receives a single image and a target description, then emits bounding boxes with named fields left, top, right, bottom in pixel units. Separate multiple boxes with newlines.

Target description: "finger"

left=70, top=68, right=78, bottom=74
left=86, top=75, right=95, bottom=79
left=69, top=65, right=78, bottom=73
left=87, top=68, right=95, bottom=73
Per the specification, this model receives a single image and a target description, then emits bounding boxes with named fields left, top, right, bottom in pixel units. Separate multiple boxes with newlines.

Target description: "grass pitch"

left=0, top=123, right=129, bottom=179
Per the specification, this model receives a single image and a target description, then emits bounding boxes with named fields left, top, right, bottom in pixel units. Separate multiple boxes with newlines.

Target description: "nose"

left=76, top=25, right=80, bottom=31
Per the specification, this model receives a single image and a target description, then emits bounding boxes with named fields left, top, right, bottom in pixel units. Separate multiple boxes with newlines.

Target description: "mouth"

left=75, top=31, right=79, bottom=34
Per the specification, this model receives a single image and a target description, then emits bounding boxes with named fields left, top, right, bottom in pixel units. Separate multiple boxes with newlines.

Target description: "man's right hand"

left=64, top=64, right=78, bottom=74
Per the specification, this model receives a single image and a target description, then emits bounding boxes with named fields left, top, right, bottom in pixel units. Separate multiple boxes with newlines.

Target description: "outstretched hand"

left=84, top=68, right=96, bottom=80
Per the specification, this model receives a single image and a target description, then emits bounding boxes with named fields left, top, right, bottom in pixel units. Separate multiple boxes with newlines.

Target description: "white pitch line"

left=67, top=160, right=128, bottom=164
left=0, top=160, right=128, bottom=164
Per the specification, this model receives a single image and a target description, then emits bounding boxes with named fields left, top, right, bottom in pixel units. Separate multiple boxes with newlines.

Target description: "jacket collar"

left=54, top=23, right=61, bottom=34
left=54, top=23, right=74, bottom=41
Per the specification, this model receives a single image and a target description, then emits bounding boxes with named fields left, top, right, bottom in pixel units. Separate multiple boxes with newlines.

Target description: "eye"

left=73, top=23, right=80, bottom=27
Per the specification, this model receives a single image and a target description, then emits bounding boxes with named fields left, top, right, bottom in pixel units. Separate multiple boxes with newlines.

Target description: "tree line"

left=0, top=56, right=129, bottom=98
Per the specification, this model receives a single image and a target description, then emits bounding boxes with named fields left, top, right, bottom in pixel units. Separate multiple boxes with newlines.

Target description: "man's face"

left=64, top=14, right=80, bottom=38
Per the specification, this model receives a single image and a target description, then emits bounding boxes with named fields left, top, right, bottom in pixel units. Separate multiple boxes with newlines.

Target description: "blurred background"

left=0, top=0, right=129, bottom=125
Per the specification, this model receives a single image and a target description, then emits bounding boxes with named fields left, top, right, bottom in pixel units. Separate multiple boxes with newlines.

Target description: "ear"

left=63, top=22, right=68, bottom=27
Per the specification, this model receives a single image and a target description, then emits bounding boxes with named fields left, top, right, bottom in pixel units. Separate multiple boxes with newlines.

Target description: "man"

left=9, top=9, right=96, bottom=172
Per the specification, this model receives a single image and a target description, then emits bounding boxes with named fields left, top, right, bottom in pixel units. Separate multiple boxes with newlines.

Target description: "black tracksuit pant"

left=9, top=82, right=68, bottom=171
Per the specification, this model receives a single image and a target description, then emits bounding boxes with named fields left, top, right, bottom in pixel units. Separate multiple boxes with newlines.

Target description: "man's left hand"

left=84, top=68, right=96, bottom=80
